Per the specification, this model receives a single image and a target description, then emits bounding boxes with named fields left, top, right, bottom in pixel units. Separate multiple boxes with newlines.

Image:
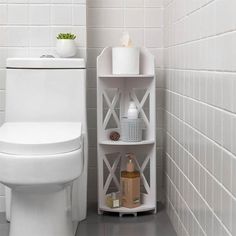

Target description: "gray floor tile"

left=0, top=213, right=8, bottom=225
left=0, top=223, right=9, bottom=236
left=104, top=218, right=177, bottom=236
left=103, top=211, right=177, bottom=236
left=76, top=223, right=105, bottom=236
left=0, top=204, right=176, bottom=236
left=77, top=204, right=176, bottom=236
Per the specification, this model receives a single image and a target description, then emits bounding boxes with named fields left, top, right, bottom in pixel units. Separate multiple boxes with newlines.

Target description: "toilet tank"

left=5, top=58, right=88, bottom=224
left=6, top=58, right=86, bottom=130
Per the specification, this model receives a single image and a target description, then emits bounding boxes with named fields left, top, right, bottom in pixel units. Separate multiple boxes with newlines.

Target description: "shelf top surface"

left=98, top=74, right=154, bottom=78
left=99, top=140, right=155, bottom=146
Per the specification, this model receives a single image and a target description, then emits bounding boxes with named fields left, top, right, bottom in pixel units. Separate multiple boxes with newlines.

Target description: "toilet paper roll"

left=112, top=47, right=140, bottom=75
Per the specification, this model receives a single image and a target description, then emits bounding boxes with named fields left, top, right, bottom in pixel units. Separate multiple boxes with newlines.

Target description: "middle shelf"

left=99, top=140, right=155, bottom=146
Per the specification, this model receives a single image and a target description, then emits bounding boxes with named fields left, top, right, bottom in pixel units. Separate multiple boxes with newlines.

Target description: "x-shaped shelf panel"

left=103, top=151, right=151, bottom=195
left=103, top=153, right=121, bottom=194
left=133, top=154, right=151, bottom=194
left=103, top=89, right=121, bottom=130
left=130, top=88, right=151, bottom=128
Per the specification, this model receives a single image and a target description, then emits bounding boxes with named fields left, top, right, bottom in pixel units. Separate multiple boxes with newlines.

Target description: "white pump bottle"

left=127, top=102, right=138, bottom=119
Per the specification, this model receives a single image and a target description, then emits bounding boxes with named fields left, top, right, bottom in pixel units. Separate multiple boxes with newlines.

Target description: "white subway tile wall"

left=163, top=0, right=236, bottom=235
left=1, top=3, right=235, bottom=235
left=0, top=0, right=86, bottom=212
left=87, top=0, right=164, bottom=203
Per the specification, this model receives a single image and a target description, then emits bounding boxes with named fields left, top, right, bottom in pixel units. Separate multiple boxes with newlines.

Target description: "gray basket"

left=120, top=117, right=142, bottom=142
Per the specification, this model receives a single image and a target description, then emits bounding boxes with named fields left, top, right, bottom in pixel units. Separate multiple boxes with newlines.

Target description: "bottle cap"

left=129, top=101, right=136, bottom=109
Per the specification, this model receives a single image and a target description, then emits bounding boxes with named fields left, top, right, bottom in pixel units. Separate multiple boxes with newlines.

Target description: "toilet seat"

left=0, top=122, right=83, bottom=186
left=0, top=122, right=82, bottom=155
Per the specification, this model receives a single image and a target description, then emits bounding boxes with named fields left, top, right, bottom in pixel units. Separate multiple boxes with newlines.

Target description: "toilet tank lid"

left=7, top=58, right=86, bottom=69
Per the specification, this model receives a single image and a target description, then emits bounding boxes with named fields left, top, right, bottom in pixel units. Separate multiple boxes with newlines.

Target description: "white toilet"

left=0, top=58, right=88, bottom=236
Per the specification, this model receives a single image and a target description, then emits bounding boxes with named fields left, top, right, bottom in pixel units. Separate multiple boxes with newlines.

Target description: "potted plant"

left=56, top=33, right=77, bottom=58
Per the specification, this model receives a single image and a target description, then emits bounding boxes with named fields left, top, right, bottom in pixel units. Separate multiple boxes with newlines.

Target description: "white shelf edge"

left=99, top=204, right=156, bottom=213
left=99, top=140, right=155, bottom=146
left=98, top=74, right=154, bottom=78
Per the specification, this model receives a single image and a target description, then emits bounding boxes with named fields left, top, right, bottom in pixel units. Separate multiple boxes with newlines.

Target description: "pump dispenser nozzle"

left=127, top=158, right=134, bottom=172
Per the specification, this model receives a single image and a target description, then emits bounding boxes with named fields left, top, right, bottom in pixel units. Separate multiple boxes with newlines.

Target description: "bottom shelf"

left=99, top=204, right=156, bottom=214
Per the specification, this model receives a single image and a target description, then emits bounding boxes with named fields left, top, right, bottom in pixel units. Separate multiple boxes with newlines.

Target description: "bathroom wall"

left=0, top=0, right=86, bottom=212
left=163, top=0, right=236, bottom=235
left=86, top=0, right=164, bottom=203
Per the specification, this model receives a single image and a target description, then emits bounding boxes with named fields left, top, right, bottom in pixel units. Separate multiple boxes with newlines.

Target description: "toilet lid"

left=0, top=122, right=82, bottom=155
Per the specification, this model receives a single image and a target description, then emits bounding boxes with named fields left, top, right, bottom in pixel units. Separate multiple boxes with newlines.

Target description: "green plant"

left=57, top=33, right=76, bottom=40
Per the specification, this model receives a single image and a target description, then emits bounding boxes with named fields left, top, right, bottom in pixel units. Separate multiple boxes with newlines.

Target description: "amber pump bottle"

left=121, top=153, right=141, bottom=208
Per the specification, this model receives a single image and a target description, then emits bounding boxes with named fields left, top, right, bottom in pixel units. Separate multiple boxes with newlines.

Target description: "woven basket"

left=121, top=117, right=142, bottom=142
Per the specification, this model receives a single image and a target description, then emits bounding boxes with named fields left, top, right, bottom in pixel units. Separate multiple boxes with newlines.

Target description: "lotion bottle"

left=121, top=153, right=141, bottom=208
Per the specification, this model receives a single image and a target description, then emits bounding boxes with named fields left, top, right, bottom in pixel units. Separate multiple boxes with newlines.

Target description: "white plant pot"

left=56, top=39, right=77, bottom=58
left=112, top=47, right=140, bottom=75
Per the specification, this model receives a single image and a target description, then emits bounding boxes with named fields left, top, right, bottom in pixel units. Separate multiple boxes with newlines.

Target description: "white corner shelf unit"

left=97, top=47, right=156, bottom=216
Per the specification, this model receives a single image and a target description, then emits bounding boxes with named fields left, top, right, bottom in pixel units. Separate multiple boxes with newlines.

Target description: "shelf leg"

left=98, top=209, right=103, bottom=215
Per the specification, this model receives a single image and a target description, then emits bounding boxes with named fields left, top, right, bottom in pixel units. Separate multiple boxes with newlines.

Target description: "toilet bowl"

left=0, top=58, right=88, bottom=236
left=0, top=122, right=83, bottom=236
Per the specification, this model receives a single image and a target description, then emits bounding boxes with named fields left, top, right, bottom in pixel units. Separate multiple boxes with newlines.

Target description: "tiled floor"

left=0, top=204, right=176, bottom=236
